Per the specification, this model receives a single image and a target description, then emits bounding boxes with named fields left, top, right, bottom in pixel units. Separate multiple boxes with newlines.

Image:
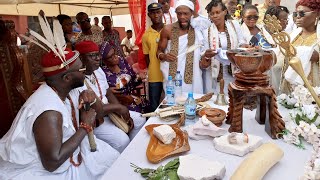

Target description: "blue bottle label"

left=175, top=80, right=182, bottom=87
left=166, top=86, right=174, bottom=95
left=185, top=105, right=196, bottom=115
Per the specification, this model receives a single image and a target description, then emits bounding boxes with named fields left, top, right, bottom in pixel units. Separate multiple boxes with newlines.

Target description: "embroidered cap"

left=148, top=3, right=162, bottom=12
left=26, top=10, right=80, bottom=77
left=41, top=48, right=79, bottom=77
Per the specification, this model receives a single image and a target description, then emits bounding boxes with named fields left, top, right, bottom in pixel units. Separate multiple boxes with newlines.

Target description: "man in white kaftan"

left=84, top=67, right=146, bottom=152
left=158, top=0, right=213, bottom=94
left=75, top=41, right=146, bottom=153
left=160, top=30, right=205, bottom=94
left=0, top=83, right=119, bottom=180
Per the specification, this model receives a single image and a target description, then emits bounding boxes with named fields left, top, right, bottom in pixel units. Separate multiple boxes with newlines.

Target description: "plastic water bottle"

left=175, top=71, right=182, bottom=98
left=166, top=76, right=175, bottom=105
left=184, top=92, right=196, bottom=121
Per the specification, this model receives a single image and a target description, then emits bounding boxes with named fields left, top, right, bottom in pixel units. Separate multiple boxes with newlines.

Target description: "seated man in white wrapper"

left=0, top=13, right=119, bottom=180
left=75, top=40, right=146, bottom=153
left=157, top=0, right=215, bottom=94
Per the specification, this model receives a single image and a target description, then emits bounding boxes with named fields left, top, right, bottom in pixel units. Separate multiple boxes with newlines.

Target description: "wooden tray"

left=145, top=124, right=190, bottom=164
left=198, top=108, right=226, bottom=127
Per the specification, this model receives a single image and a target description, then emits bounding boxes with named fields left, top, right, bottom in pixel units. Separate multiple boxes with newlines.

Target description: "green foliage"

left=279, top=100, right=296, bottom=109
left=295, top=113, right=319, bottom=127
left=131, top=158, right=180, bottom=180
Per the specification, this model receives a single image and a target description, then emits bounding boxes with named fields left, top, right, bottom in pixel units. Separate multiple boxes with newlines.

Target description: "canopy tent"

left=0, top=0, right=131, bottom=16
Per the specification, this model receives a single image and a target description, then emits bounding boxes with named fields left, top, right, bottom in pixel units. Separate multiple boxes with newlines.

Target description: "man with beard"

left=0, top=48, right=119, bottom=179
left=222, top=0, right=238, bottom=18
left=142, top=3, right=165, bottom=111
left=157, top=0, right=215, bottom=94
left=158, top=0, right=177, bottom=25
left=75, top=41, right=146, bottom=153
left=76, top=12, right=103, bottom=46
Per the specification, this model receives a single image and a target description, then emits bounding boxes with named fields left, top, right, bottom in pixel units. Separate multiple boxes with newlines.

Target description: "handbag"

left=108, top=113, right=132, bottom=133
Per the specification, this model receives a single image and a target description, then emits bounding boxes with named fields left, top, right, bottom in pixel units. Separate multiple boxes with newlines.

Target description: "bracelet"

left=157, top=52, right=165, bottom=60
left=80, top=122, right=93, bottom=133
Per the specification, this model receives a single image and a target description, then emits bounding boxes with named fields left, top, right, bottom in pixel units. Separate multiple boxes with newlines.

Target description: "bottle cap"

left=188, top=92, right=193, bottom=98
left=168, top=75, right=172, bottom=80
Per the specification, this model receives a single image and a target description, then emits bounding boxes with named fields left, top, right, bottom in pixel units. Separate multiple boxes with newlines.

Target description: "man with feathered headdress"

left=0, top=11, right=119, bottom=179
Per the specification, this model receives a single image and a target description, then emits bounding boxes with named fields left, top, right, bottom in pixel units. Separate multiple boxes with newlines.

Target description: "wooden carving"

left=226, top=49, right=285, bottom=139
left=0, top=20, right=33, bottom=137
left=27, top=43, right=46, bottom=85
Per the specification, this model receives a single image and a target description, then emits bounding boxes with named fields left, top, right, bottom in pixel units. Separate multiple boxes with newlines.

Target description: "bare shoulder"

left=161, top=24, right=173, bottom=39
left=33, top=110, right=63, bottom=132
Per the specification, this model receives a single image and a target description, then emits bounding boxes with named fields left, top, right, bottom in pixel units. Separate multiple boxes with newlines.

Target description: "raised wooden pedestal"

left=226, top=75, right=285, bottom=139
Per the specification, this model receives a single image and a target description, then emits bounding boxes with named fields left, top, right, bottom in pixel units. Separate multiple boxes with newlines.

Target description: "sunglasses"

left=293, top=11, right=314, bottom=18
left=78, top=18, right=91, bottom=24
left=245, top=15, right=259, bottom=20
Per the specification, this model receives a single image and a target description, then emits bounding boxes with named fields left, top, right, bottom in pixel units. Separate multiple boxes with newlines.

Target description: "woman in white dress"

left=203, top=0, right=247, bottom=94
left=241, top=5, right=275, bottom=49
left=278, top=0, right=320, bottom=94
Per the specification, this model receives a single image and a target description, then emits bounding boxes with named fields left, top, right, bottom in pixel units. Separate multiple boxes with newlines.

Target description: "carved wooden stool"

left=226, top=49, right=285, bottom=139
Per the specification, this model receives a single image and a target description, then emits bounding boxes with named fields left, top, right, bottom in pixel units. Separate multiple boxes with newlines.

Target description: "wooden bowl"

left=227, top=49, right=274, bottom=74
left=145, top=124, right=190, bottom=163
left=234, top=52, right=263, bottom=75
left=198, top=108, right=226, bottom=127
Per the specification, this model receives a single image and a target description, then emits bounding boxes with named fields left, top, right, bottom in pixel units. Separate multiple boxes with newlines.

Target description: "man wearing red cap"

left=75, top=41, right=146, bottom=153
left=0, top=44, right=119, bottom=179
left=0, top=11, right=122, bottom=178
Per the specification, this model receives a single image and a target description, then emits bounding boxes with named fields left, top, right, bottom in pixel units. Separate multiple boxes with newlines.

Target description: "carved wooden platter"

left=198, top=108, right=226, bottom=127
left=145, top=124, right=190, bottom=164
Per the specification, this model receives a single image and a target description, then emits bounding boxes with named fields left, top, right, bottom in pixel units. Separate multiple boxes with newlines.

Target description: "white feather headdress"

left=22, top=10, right=79, bottom=72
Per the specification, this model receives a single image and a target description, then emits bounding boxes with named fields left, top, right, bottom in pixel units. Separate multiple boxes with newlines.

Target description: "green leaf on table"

left=164, top=158, right=179, bottom=170
left=167, top=170, right=179, bottom=180
left=131, top=158, right=181, bottom=180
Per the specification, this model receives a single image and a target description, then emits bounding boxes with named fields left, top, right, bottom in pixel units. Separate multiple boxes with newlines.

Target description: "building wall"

left=0, top=15, right=28, bottom=34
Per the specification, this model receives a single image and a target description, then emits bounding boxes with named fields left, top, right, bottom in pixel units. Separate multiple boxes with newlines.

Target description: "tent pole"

left=58, top=4, right=61, bottom=14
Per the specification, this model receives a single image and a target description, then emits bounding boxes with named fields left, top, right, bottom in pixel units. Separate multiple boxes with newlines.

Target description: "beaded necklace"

left=66, top=95, right=83, bottom=167
left=163, top=12, right=172, bottom=25
left=86, top=72, right=103, bottom=100
left=49, top=86, right=82, bottom=167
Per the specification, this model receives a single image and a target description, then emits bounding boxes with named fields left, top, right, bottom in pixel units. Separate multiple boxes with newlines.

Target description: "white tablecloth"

left=101, top=95, right=311, bottom=180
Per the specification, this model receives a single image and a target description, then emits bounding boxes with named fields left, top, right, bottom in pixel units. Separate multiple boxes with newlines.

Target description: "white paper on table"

left=215, top=48, right=230, bottom=65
